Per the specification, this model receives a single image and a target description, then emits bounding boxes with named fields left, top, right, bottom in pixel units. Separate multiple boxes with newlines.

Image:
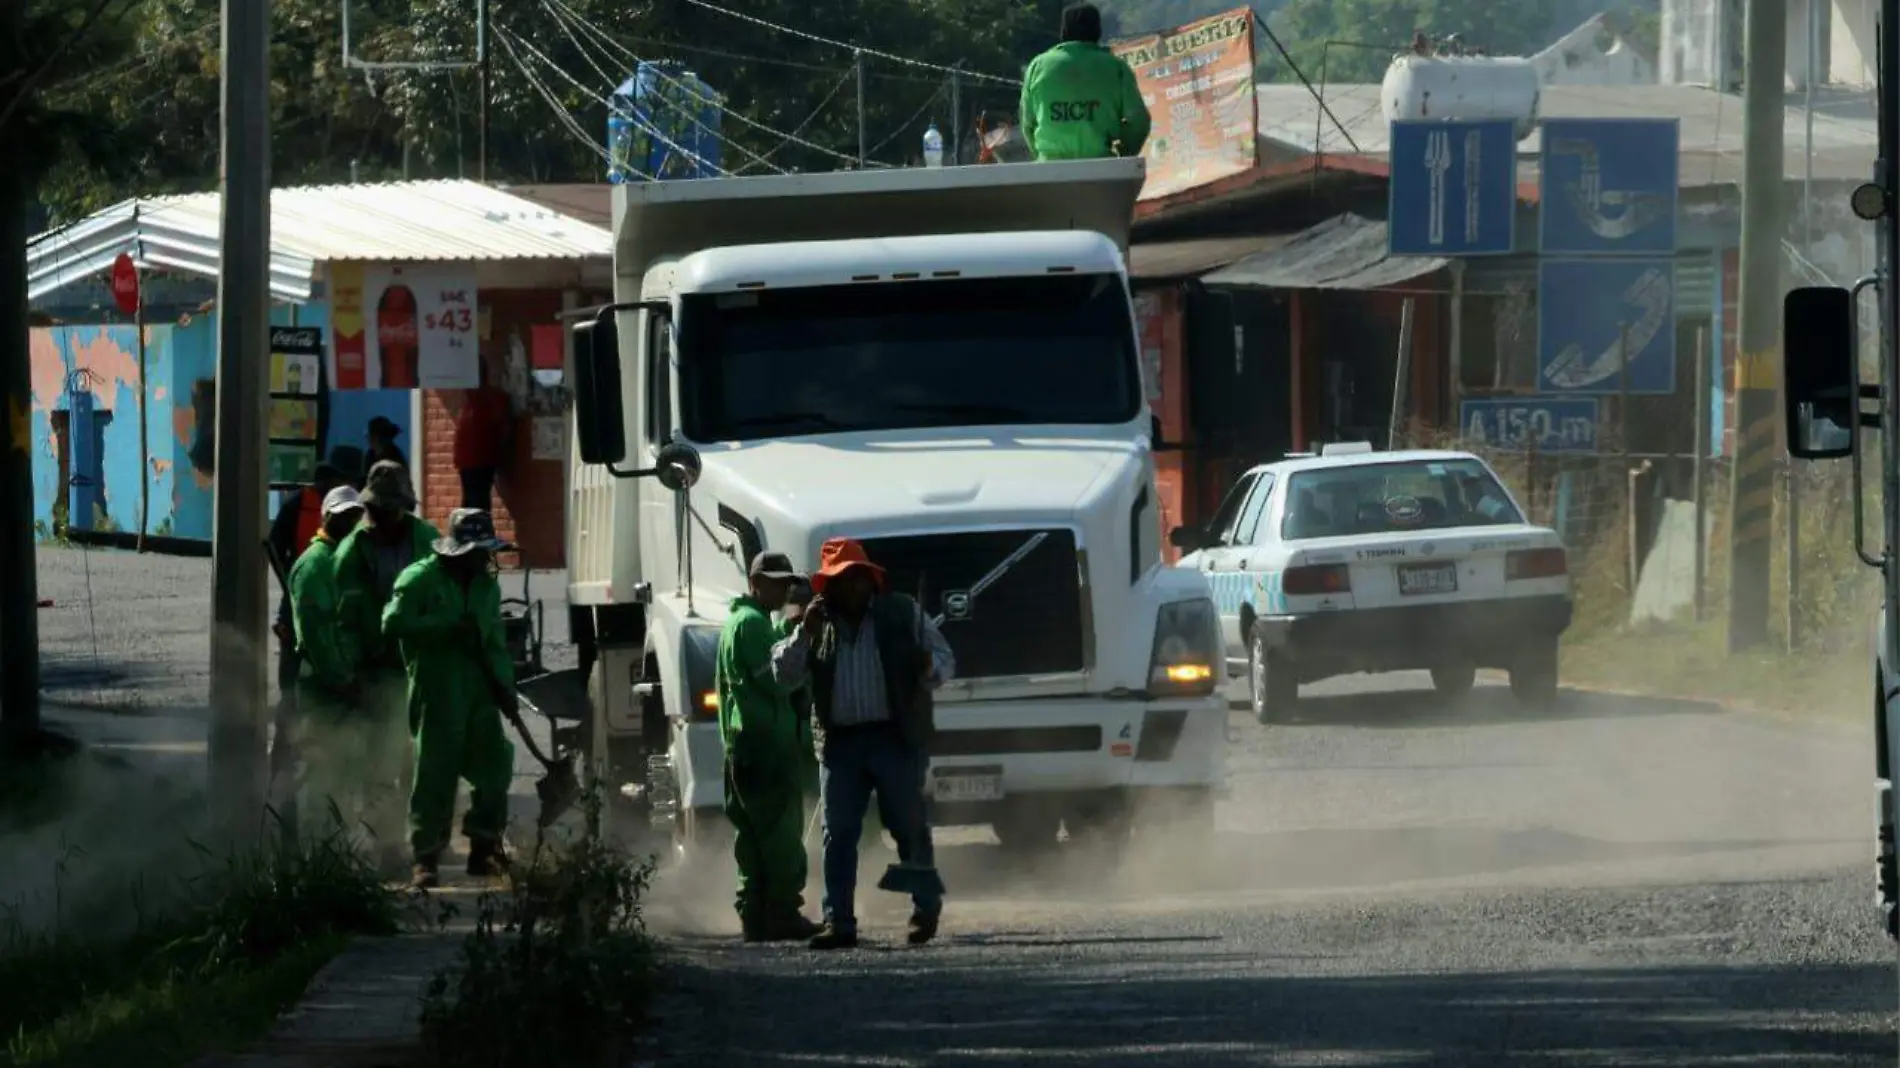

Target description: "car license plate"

left=1397, top=561, right=1458, bottom=596
left=932, top=768, right=1004, bottom=804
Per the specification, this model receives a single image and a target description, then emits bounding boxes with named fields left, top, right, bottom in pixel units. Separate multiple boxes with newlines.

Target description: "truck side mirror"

left=1151, top=414, right=1181, bottom=452
left=572, top=311, right=627, bottom=466
left=1783, top=286, right=1856, bottom=460
left=654, top=441, right=702, bottom=492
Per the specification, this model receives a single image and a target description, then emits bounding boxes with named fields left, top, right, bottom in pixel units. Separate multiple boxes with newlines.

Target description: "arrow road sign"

left=1537, top=259, right=1677, bottom=395
left=1539, top=118, right=1680, bottom=255
left=1388, top=119, right=1518, bottom=256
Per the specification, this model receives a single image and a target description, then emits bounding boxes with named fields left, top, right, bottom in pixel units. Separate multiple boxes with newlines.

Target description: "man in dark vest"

left=770, top=538, right=955, bottom=949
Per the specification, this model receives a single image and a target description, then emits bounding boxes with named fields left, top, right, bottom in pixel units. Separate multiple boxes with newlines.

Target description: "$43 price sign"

left=415, top=281, right=480, bottom=386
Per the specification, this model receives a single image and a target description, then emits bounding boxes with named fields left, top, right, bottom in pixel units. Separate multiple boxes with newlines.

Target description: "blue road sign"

left=1537, top=259, right=1677, bottom=395
left=1387, top=120, right=1518, bottom=256
left=1459, top=396, right=1601, bottom=454
left=1539, top=118, right=1680, bottom=255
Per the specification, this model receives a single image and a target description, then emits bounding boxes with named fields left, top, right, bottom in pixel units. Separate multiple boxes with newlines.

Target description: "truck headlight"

left=1148, top=598, right=1220, bottom=697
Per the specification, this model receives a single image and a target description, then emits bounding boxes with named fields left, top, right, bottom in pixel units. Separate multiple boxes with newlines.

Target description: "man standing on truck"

left=718, top=552, right=822, bottom=943
left=770, top=538, right=955, bottom=950
left=382, top=508, right=518, bottom=888
left=1019, top=3, right=1152, bottom=162
left=333, top=461, right=440, bottom=870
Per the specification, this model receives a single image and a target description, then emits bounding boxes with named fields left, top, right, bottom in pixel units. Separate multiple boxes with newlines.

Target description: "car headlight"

left=1148, top=597, right=1220, bottom=697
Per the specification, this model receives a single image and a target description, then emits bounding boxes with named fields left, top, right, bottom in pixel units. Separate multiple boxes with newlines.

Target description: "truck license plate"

left=932, top=768, right=1004, bottom=804
left=1398, top=561, right=1458, bottom=596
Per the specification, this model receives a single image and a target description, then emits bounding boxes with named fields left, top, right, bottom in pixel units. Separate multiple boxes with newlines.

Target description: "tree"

left=1262, top=0, right=1561, bottom=85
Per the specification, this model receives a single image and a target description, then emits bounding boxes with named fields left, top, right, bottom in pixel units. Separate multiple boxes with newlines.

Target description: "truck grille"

left=852, top=528, right=1084, bottom=679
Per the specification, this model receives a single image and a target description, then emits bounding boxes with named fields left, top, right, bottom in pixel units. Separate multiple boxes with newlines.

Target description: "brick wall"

left=419, top=288, right=568, bottom=570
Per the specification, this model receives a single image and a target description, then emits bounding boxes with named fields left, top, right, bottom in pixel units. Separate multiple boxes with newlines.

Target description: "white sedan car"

left=1173, top=444, right=1574, bottom=722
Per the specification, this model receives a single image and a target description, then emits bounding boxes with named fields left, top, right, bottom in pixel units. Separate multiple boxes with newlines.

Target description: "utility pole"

left=0, top=0, right=45, bottom=753
left=1726, top=0, right=1786, bottom=654
left=477, top=0, right=489, bottom=182
left=207, top=0, right=272, bottom=832
left=855, top=50, right=866, bottom=168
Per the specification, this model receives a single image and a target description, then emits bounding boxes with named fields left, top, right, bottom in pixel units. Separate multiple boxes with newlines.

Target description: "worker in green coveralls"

left=286, top=486, right=368, bottom=838
left=333, top=460, right=440, bottom=872
left=719, top=551, right=821, bottom=943
left=1018, top=3, right=1152, bottom=161
left=382, top=508, right=519, bottom=889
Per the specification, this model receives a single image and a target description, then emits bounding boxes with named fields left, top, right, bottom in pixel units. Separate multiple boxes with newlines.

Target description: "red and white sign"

left=327, top=264, right=480, bottom=390
left=109, top=253, right=140, bottom=316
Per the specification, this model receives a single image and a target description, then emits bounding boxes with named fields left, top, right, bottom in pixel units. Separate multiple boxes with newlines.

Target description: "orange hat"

left=809, top=537, right=887, bottom=595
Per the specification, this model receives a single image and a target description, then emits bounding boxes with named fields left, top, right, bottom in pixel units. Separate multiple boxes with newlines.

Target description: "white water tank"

left=1381, top=54, right=1541, bottom=140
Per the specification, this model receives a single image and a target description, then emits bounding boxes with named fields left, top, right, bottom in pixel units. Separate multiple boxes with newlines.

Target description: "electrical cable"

left=541, top=0, right=872, bottom=169
left=495, top=30, right=644, bottom=176
left=680, top=0, right=1022, bottom=86
left=731, top=68, right=854, bottom=174
left=865, top=80, right=949, bottom=158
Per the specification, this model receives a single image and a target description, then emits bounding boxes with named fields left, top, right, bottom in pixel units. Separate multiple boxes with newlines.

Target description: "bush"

left=419, top=796, right=659, bottom=1068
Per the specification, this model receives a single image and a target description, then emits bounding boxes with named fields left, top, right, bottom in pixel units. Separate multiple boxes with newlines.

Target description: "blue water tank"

left=605, top=62, right=724, bottom=182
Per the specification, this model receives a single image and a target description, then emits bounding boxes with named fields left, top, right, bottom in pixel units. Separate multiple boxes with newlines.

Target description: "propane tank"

left=1381, top=52, right=1540, bottom=141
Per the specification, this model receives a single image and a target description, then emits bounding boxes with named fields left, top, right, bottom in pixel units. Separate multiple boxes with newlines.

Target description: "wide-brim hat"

left=809, top=537, right=886, bottom=596
left=435, top=507, right=515, bottom=557
left=359, top=459, right=417, bottom=511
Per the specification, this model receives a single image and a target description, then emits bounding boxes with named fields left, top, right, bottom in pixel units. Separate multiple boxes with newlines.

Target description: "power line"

left=732, top=68, right=854, bottom=174
left=494, top=29, right=642, bottom=175
left=866, top=80, right=948, bottom=158
left=542, top=0, right=786, bottom=175
left=542, top=0, right=873, bottom=169
left=679, top=0, right=1022, bottom=86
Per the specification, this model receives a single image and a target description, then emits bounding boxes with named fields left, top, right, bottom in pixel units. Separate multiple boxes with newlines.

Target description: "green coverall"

left=1019, top=40, right=1152, bottom=161
left=287, top=533, right=381, bottom=839
left=333, top=518, right=441, bottom=840
left=719, top=596, right=808, bottom=929
left=382, top=554, right=518, bottom=859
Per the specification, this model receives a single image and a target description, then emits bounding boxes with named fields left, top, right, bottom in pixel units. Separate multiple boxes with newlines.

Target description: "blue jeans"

left=820, top=723, right=941, bottom=931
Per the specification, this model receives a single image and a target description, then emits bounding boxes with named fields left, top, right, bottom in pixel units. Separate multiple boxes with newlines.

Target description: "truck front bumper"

left=674, top=694, right=1228, bottom=817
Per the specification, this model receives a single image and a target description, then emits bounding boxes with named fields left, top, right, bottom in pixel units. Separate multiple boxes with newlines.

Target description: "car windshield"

left=676, top=274, right=1142, bottom=442
left=1281, top=458, right=1522, bottom=539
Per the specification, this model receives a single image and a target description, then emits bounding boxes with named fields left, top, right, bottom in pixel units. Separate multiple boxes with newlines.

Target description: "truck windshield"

left=676, top=274, right=1142, bottom=442
left=1281, top=458, right=1523, bottom=540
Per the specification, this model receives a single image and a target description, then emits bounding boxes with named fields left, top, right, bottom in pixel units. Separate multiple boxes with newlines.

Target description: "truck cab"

left=562, top=159, right=1226, bottom=856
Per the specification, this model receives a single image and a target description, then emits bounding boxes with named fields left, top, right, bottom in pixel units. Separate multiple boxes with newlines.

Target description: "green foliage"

left=1262, top=0, right=1562, bottom=85
left=419, top=794, right=658, bottom=1068
left=0, top=815, right=401, bottom=1067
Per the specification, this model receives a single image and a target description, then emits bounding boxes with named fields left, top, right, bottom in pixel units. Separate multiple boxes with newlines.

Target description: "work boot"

left=768, top=912, right=821, bottom=942
left=466, top=838, right=511, bottom=878
left=808, top=923, right=859, bottom=951
left=907, top=908, right=941, bottom=946
left=411, top=855, right=441, bottom=890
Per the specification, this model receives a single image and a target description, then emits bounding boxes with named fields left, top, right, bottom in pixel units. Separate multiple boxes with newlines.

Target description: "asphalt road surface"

left=646, top=678, right=1899, bottom=1066
left=20, top=548, right=1900, bottom=1064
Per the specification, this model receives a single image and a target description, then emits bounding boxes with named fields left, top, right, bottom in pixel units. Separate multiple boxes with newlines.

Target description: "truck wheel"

left=1431, top=663, right=1476, bottom=699
left=993, top=804, right=1061, bottom=854
left=1509, top=642, right=1560, bottom=709
left=1249, top=625, right=1298, bottom=724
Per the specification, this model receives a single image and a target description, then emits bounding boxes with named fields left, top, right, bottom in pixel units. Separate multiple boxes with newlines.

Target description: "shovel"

left=474, top=633, right=580, bottom=828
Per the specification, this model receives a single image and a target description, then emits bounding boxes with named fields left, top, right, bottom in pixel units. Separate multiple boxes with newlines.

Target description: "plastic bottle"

left=607, top=111, right=635, bottom=184
left=922, top=121, right=944, bottom=168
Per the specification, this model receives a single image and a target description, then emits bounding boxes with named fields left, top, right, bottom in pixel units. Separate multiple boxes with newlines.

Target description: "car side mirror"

left=1151, top=413, right=1181, bottom=452
left=1783, top=286, right=1857, bottom=460
left=1168, top=525, right=1205, bottom=551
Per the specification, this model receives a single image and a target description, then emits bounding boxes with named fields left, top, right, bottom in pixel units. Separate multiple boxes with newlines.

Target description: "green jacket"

left=381, top=554, right=513, bottom=706
left=1019, top=41, right=1152, bottom=161
left=334, top=516, right=441, bottom=674
left=288, top=534, right=353, bottom=697
left=716, top=597, right=801, bottom=772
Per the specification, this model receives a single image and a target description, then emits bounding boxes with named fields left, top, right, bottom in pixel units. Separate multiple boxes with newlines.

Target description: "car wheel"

left=1509, top=641, right=1560, bottom=709
left=1431, top=663, right=1477, bottom=699
left=1249, top=625, right=1298, bottom=724
left=993, top=803, right=1061, bottom=854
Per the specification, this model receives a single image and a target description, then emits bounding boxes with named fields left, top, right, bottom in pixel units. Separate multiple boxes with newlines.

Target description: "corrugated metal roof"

left=1201, top=214, right=1448, bottom=290
left=1255, top=82, right=1879, bottom=185
left=1129, top=234, right=1289, bottom=280
left=27, top=180, right=613, bottom=305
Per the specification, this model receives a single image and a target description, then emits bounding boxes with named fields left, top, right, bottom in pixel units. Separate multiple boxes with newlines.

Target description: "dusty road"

left=647, top=679, right=1898, bottom=1066
left=19, top=548, right=1900, bottom=1063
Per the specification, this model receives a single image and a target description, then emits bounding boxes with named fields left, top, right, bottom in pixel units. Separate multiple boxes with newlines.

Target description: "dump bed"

left=607, top=158, right=1146, bottom=285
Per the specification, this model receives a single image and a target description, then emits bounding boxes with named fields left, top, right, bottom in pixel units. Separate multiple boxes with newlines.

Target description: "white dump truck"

left=555, top=158, right=1226, bottom=856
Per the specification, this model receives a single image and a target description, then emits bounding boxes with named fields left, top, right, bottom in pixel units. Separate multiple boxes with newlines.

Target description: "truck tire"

left=1249, top=625, right=1298, bottom=724
left=1509, top=641, right=1560, bottom=709
left=1431, top=663, right=1476, bottom=699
